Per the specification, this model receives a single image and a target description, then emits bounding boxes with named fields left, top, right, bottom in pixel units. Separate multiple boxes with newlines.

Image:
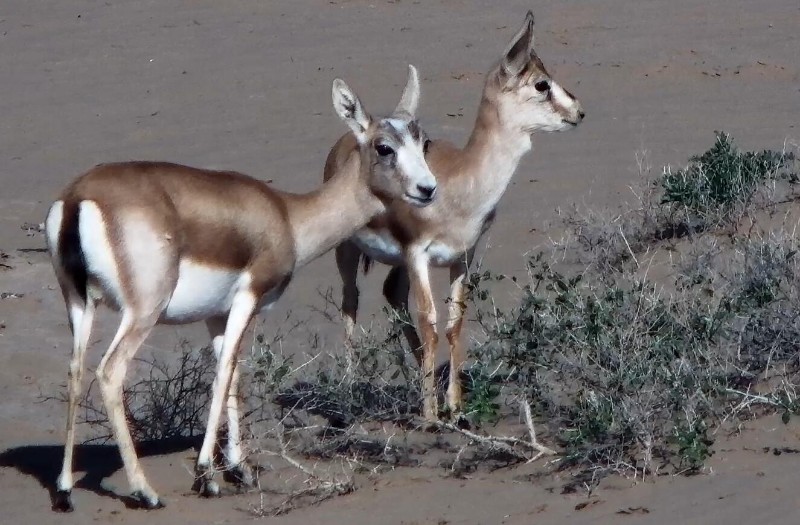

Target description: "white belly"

left=352, top=229, right=404, bottom=266
left=161, top=260, right=243, bottom=323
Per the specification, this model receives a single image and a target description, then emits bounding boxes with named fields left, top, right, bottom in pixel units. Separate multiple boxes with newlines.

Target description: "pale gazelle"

left=44, top=65, right=436, bottom=511
left=328, top=12, right=584, bottom=422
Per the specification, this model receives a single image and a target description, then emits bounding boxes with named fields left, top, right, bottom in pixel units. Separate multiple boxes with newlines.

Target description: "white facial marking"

left=386, top=118, right=406, bottom=133
left=498, top=76, right=581, bottom=135
left=396, top=138, right=436, bottom=202
left=78, top=201, right=125, bottom=309
left=551, top=82, right=580, bottom=125
left=162, top=259, right=242, bottom=323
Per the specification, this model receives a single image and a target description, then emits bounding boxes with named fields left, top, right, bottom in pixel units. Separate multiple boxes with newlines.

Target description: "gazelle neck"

left=460, top=96, right=532, bottom=206
left=285, top=161, right=385, bottom=267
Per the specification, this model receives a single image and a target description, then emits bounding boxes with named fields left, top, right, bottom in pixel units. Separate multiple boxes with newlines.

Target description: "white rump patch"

left=162, top=259, right=242, bottom=323
left=78, top=201, right=125, bottom=308
left=45, top=201, right=64, bottom=256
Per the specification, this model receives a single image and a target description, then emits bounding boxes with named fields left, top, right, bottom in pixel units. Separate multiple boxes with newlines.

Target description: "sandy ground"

left=0, top=0, right=798, bottom=523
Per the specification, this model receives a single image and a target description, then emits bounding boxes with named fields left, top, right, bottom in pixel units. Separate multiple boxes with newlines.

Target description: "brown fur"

left=61, top=162, right=293, bottom=271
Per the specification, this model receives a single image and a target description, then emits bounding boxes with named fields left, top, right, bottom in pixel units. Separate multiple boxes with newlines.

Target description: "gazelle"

left=329, top=12, right=584, bottom=422
left=44, top=65, right=436, bottom=511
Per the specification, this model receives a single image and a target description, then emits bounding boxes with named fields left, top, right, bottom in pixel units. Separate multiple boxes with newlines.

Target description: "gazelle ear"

left=332, top=78, right=371, bottom=144
left=501, top=11, right=535, bottom=78
left=393, top=64, right=420, bottom=118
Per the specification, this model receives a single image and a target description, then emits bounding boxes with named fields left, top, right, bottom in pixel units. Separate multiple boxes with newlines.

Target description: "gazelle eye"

left=423, top=139, right=431, bottom=155
left=375, top=144, right=395, bottom=157
left=534, top=80, right=550, bottom=93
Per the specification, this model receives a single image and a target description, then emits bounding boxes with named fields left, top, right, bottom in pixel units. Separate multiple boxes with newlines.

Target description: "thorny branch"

left=436, top=399, right=556, bottom=463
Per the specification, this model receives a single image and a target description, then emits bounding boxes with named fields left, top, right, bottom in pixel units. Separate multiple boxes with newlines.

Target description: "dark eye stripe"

left=407, top=120, right=422, bottom=141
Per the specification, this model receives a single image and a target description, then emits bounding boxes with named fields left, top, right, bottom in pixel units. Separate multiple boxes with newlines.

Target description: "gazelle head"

left=332, top=65, right=437, bottom=207
left=486, top=11, right=584, bottom=135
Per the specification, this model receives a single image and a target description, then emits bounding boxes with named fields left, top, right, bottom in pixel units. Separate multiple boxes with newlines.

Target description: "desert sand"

left=1, top=0, right=798, bottom=523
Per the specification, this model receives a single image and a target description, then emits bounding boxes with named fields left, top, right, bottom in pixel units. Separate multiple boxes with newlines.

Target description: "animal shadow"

left=0, top=436, right=201, bottom=510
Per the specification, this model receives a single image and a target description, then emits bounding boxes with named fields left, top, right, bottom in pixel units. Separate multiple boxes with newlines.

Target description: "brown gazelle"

left=329, top=12, right=584, bottom=422
left=44, top=65, right=436, bottom=511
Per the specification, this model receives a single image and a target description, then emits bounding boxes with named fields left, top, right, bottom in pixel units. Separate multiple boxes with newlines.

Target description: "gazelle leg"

left=382, top=266, right=424, bottom=365
left=407, top=251, right=438, bottom=422
left=206, top=317, right=253, bottom=488
left=194, top=291, right=256, bottom=497
left=445, top=249, right=475, bottom=416
left=53, top=292, right=97, bottom=512
left=335, top=241, right=361, bottom=346
left=95, top=311, right=162, bottom=509
left=336, top=241, right=362, bottom=372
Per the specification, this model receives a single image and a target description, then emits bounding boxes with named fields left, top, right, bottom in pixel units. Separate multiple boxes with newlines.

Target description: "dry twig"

left=436, top=400, right=556, bottom=463
left=257, top=425, right=354, bottom=516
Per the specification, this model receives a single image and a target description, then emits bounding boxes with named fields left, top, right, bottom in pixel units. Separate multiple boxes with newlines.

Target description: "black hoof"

left=223, top=465, right=256, bottom=489
left=421, top=419, right=441, bottom=433
left=452, top=413, right=471, bottom=430
left=130, top=491, right=165, bottom=510
left=192, top=477, right=220, bottom=498
left=52, top=490, right=74, bottom=513
left=201, top=481, right=221, bottom=498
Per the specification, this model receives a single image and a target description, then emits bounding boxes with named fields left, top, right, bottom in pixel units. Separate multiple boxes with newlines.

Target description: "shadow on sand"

left=0, top=436, right=201, bottom=510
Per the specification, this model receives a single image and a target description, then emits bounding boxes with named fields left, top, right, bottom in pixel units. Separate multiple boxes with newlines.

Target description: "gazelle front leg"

left=406, top=249, right=438, bottom=422
left=444, top=248, right=475, bottom=416
left=206, top=317, right=253, bottom=489
left=194, top=291, right=256, bottom=497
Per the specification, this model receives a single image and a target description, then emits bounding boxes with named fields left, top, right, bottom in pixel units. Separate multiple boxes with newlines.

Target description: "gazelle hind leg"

left=382, top=266, right=424, bottom=364
left=96, top=311, right=163, bottom=508
left=444, top=250, right=474, bottom=416
left=53, top=291, right=97, bottom=512
left=89, top=208, right=177, bottom=508
left=336, top=241, right=361, bottom=370
left=206, top=317, right=254, bottom=488
left=194, top=291, right=257, bottom=497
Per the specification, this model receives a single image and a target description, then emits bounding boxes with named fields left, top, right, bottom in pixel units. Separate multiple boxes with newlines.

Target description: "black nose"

left=417, top=184, right=436, bottom=199
left=578, top=110, right=586, bottom=120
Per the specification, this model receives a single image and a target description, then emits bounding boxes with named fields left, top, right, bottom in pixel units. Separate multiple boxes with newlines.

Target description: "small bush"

left=63, top=345, right=216, bottom=443
left=463, top=365, right=502, bottom=425
left=660, top=132, right=794, bottom=230
left=258, top=317, right=422, bottom=427
left=469, top=255, right=731, bottom=477
left=562, top=133, right=797, bottom=278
